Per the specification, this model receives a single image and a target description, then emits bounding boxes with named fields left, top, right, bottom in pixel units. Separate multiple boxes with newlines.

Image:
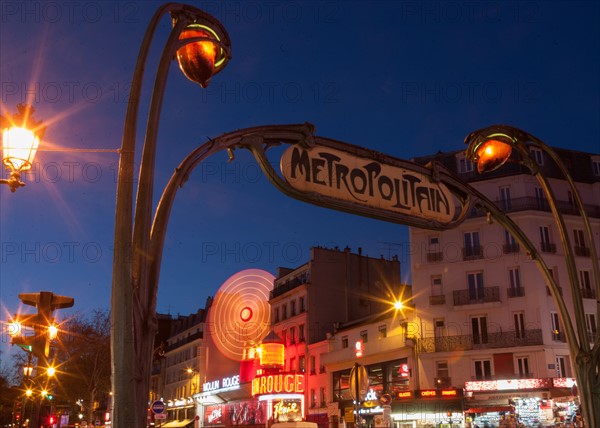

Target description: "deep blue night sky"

left=1, top=1, right=599, bottom=360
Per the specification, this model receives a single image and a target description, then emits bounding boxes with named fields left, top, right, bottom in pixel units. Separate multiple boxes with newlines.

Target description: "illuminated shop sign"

left=417, top=389, right=460, bottom=398
left=464, top=378, right=553, bottom=392
left=203, top=375, right=240, bottom=392
left=273, top=399, right=302, bottom=422
left=252, top=373, right=305, bottom=396
left=397, top=389, right=460, bottom=399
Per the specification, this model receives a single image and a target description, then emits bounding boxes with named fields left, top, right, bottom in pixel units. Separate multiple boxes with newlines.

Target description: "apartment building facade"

left=409, top=146, right=599, bottom=427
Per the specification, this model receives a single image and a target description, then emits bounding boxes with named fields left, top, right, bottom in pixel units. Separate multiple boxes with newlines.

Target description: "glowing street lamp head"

left=173, top=9, right=231, bottom=89
left=26, top=388, right=33, bottom=397
left=465, top=126, right=520, bottom=173
left=393, top=300, right=404, bottom=311
left=46, top=366, right=56, bottom=377
left=2, top=126, right=40, bottom=172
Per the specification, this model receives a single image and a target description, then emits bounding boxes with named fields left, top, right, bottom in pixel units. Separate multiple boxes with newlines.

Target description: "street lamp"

left=0, top=104, right=45, bottom=192
left=465, top=124, right=600, bottom=427
left=110, top=4, right=230, bottom=426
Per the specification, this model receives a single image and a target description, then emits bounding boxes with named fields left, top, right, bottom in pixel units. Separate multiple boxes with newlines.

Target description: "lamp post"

left=464, top=124, right=599, bottom=427
left=110, top=4, right=230, bottom=427
left=0, top=104, right=45, bottom=192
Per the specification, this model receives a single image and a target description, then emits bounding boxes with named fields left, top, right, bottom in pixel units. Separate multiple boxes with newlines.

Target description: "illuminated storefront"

left=253, top=372, right=306, bottom=422
left=464, top=377, right=579, bottom=427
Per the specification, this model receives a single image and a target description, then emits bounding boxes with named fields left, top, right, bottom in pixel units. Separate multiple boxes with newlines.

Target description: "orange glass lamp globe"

left=474, top=139, right=513, bottom=173
left=176, top=24, right=223, bottom=88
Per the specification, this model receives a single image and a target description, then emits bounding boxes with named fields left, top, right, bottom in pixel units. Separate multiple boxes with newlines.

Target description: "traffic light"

left=9, top=291, right=74, bottom=358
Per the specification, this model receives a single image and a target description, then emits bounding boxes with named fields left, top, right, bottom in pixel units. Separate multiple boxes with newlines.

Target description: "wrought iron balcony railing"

left=503, top=243, right=520, bottom=254
left=453, top=286, right=500, bottom=306
left=417, top=329, right=543, bottom=353
left=427, top=251, right=444, bottom=262
left=507, top=287, right=525, bottom=298
left=540, top=241, right=557, bottom=253
left=462, top=246, right=483, bottom=261
left=574, top=245, right=591, bottom=257
left=429, top=294, right=446, bottom=305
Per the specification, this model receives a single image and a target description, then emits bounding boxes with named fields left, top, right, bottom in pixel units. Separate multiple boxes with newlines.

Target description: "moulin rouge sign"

left=252, top=373, right=305, bottom=396
left=280, top=145, right=455, bottom=224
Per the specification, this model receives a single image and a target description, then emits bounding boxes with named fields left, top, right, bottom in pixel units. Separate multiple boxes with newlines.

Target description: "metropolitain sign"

left=280, top=145, right=455, bottom=224
left=252, top=373, right=305, bottom=396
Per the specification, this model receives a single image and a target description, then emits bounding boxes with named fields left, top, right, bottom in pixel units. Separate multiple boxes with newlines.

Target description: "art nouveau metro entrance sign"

left=280, top=145, right=455, bottom=224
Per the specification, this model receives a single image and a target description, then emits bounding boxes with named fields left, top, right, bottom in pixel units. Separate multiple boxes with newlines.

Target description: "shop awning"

left=160, top=419, right=192, bottom=427
left=466, top=406, right=514, bottom=413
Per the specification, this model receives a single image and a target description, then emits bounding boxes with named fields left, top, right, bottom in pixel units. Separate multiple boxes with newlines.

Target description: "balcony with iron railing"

left=429, top=294, right=446, bottom=305
left=466, top=196, right=600, bottom=219
left=417, top=329, right=543, bottom=353
left=471, top=372, right=535, bottom=381
left=551, top=331, right=567, bottom=342
left=453, top=286, right=500, bottom=306
left=507, top=287, right=525, bottom=298
left=503, top=243, right=520, bottom=254
left=574, top=245, right=591, bottom=257
left=581, top=288, right=596, bottom=299
left=462, top=246, right=483, bottom=261
left=540, top=241, right=557, bottom=253
left=271, top=276, right=309, bottom=298
left=427, top=251, right=444, bottom=262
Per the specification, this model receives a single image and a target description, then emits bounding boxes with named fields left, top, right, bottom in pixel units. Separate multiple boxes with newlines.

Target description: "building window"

left=551, top=312, right=563, bottom=341
left=508, top=267, right=522, bottom=297
left=499, top=186, right=512, bottom=211
left=299, top=355, right=306, bottom=372
left=458, top=155, right=474, bottom=173
left=289, top=327, right=296, bottom=344
left=281, top=304, right=287, bottom=320
left=474, top=359, right=492, bottom=380
left=436, top=361, right=449, bottom=378
left=431, top=275, right=443, bottom=295
left=592, top=157, right=600, bottom=176
left=310, top=355, right=316, bottom=374
left=273, top=307, right=279, bottom=323
left=580, top=270, right=593, bottom=298
left=463, top=231, right=482, bottom=259
left=514, top=312, right=525, bottom=339
left=282, top=329, right=287, bottom=345
left=310, top=388, right=317, bottom=407
left=471, top=316, right=488, bottom=345
left=299, top=296, right=306, bottom=312
left=378, top=325, right=387, bottom=339
left=574, top=229, right=590, bottom=256
left=290, top=300, right=296, bottom=316
left=299, top=324, right=305, bottom=342
left=341, top=336, right=349, bottom=348
left=539, top=225, right=555, bottom=253
left=585, top=313, right=597, bottom=343
left=290, top=357, right=295, bottom=371
left=320, top=387, right=326, bottom=406
left=535, top=187, right=548, bottom=210
left=516, top=356, right=530, bottom=378
left=530, top=147, right=544, bottom=165
left=556, top=355, right=571, bottom=377
left=467, top=271, right=484, bottom=300
left=360, top=330, right=368, bottom=343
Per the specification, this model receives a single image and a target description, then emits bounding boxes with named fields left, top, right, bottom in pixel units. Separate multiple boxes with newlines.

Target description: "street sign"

left=151, top=400, right=166, bottom=414
left=155, top=413, right=167, bottom=420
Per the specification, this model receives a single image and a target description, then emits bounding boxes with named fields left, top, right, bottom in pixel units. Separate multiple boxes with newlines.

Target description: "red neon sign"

left=252, top=373, right=305, bottom=396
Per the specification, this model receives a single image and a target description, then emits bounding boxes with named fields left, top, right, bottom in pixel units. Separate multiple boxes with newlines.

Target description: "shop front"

left=391, top=389, right=463, bottom=428
left=464, top=377, right=580, bottom=427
